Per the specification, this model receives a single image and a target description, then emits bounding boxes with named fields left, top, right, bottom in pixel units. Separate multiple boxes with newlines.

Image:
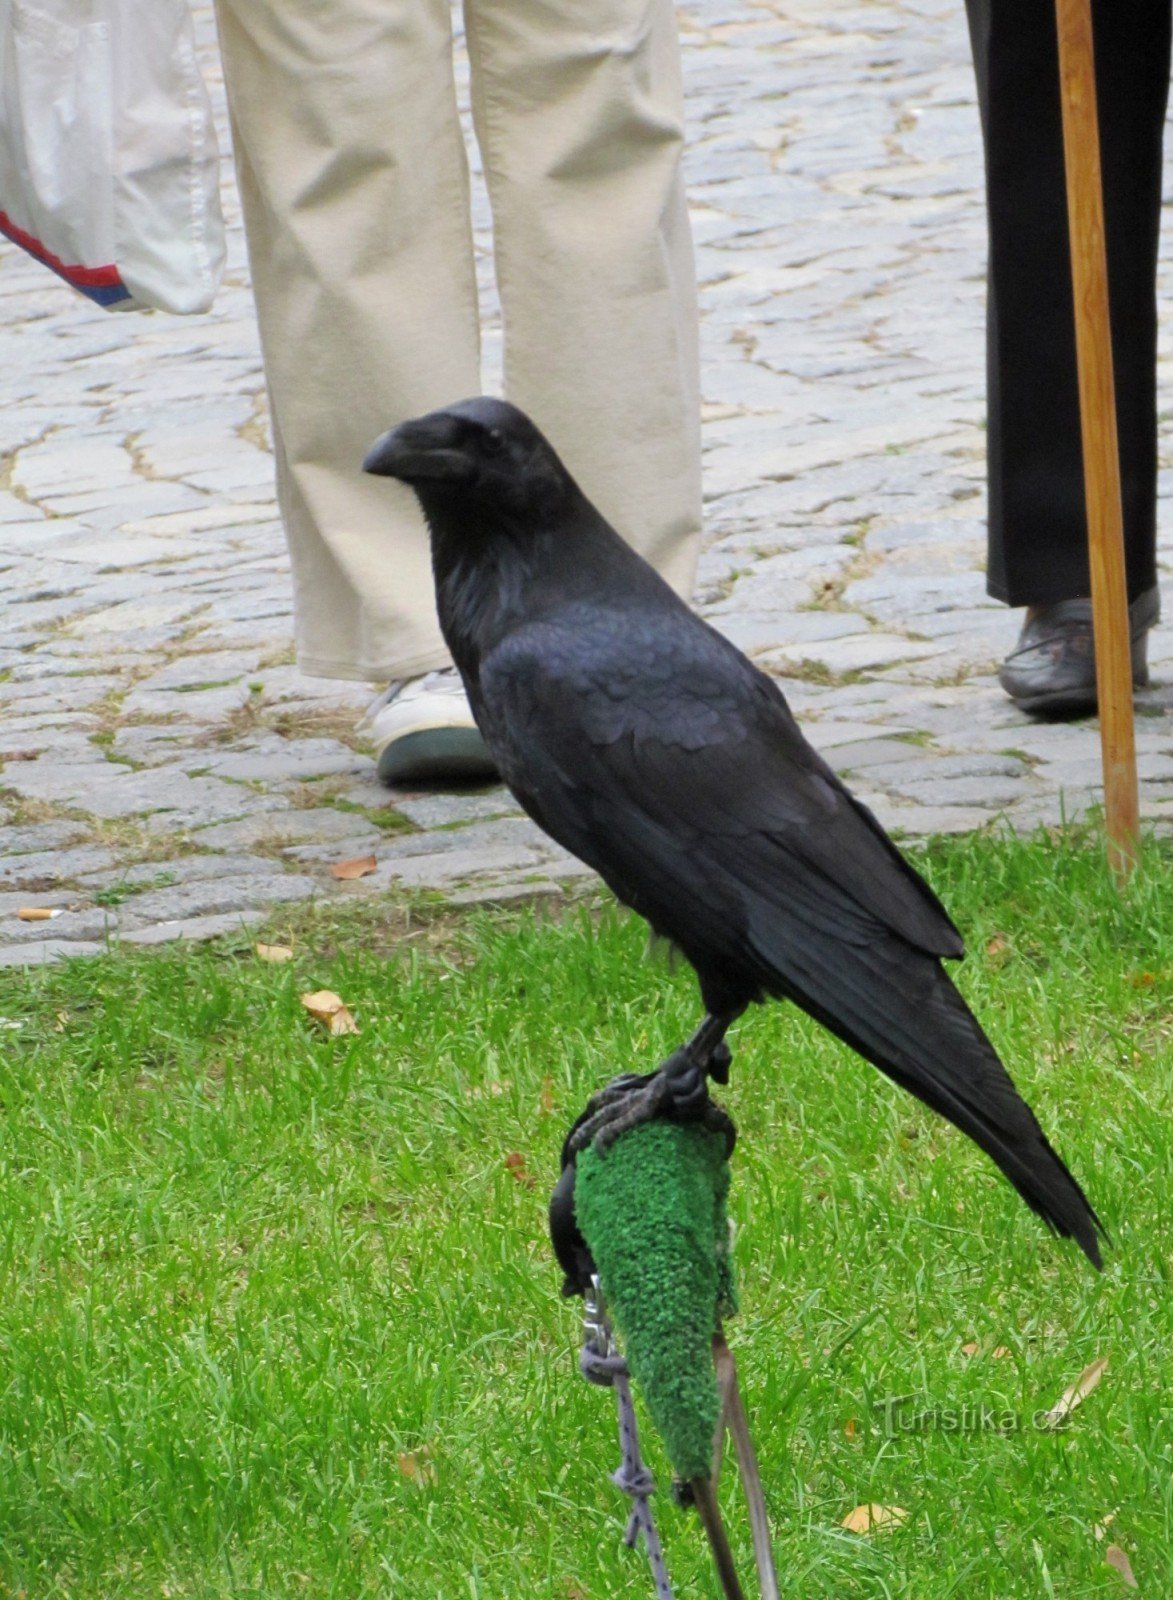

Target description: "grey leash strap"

left=581, top=1282, right=675, bottom=1600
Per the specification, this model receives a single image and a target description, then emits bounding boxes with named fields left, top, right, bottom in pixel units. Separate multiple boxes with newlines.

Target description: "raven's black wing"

left=475, top=605, right=1103, bottom=1266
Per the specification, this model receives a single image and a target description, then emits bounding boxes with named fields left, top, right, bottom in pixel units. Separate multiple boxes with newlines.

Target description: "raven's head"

left=363, top=398, right=570, bottom=522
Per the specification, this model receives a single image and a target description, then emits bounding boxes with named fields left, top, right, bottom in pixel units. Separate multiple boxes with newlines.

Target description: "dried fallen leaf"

left=992, top=1345, right=1011, bottom=1359
left=1094, top=1512, right=1117, bottom=1542
left=256, top=943, right=294, bottom=963
left=986, top=933, right=1008, bottom=959
left=300, top=990, right=360, bottom=1036
left=843, top=1418, right=857, bottom=1439
left=1104, top=1545, right=1137, bottom=1588
left=330, top=855, right=377, bottom=881
left=842, top=1504, right=908, bottom=1535
left=17, top=907, right=63, bottom=922
left=960, top=1341, right=980, bottom=1358
left=464, top=1079, right=508, bottom=1100
left=397, top=1449, right=437, bottom=1486
left=504, top=1151, right=536, bottom=1189
left=1041, top=1355, right=1108, bottom=1428
left=540, top=1075, right=555, bottom=1115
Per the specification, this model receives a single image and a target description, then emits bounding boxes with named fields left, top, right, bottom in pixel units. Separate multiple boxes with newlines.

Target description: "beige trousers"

left=213, top=0, right=702, bottom=682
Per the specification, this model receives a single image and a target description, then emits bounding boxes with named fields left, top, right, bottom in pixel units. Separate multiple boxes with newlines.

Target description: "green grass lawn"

left=0, top=830, right=1168, bottom=1598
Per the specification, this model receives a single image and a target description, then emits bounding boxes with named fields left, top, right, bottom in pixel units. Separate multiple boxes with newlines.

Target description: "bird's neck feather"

left=425, top=490, right=630, bottom=684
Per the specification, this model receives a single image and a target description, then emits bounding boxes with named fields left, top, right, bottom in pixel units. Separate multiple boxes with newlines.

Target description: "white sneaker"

left=363, top=669, right=496, bottom=785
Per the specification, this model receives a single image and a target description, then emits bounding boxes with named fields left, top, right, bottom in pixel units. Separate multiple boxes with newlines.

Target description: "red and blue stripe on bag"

left=0, top=208, right=131, bottom=306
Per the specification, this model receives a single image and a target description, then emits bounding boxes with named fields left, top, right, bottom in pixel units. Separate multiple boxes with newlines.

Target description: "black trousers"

left=964, top=0, right=1169, bottom=606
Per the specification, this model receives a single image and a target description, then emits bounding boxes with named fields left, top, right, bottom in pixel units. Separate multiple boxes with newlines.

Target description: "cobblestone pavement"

left=2, top=0, right=1171, bottom=964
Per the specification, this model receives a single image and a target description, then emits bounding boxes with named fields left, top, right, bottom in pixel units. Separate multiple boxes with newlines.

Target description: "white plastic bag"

left=0, top=0, right=225, bottom=312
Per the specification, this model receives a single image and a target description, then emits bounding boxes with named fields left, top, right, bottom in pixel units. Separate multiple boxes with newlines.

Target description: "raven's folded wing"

left=477, top=610, right=962, bottom=960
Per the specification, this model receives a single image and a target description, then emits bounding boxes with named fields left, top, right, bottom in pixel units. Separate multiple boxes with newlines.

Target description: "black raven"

left=364, top=397, right=1104, bottom=1268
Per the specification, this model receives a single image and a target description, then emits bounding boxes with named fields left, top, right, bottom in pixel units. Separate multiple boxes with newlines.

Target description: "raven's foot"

left=567, top=1015, right=738, bottom=1159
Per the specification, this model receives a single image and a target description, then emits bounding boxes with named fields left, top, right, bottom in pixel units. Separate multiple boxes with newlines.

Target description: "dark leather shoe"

left=999, top=585, right=1160, bottom=718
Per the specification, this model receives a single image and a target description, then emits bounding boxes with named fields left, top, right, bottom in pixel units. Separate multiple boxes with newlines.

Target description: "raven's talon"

left=564, top=1018, right=739, bottom=1155
left=708, top=1042, right=732, bottom=1086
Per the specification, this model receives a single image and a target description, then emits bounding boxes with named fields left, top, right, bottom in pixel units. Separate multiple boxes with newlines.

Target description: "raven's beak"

left=363, top=414, right=473, bottom=484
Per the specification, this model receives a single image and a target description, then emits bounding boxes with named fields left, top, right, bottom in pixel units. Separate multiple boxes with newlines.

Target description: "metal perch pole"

left=1053, top=0, right=1141, bottom=879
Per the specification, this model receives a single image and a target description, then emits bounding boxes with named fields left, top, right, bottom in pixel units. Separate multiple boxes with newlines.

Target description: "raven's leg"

left=569, top=1010, right=742, bottom=1155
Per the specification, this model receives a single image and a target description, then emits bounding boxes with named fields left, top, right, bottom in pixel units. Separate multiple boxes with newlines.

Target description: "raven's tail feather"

left=747, top=912, right=1105, bottom=1268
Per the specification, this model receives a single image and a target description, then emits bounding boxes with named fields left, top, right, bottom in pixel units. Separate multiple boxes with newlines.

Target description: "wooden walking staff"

left=1054, top=0, right=1140, bottom=877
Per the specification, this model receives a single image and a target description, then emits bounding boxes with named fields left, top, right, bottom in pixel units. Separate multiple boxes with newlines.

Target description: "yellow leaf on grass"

left=1104, top=1545, right=1137, bottom=1588
left=843, top=1418, right=857, bottom=1440
left=464, top=1079, right=508, bottom=1100
left=841, top=1504, right=908, bottom=1535
left=330, top=855, right=377, bottom=881
left=960, top=1341, right=980, bottom=1357
left=1041, top=1355, right=1108, bottom=1428
left=256, top=943, right=294, bottom=963
left=300, top=990, right=360, bottom=1036
left=397, top=1449, right=437, bottom=1485
left=17, top=907, right=63, bottom=922
left=992, top=1346, right=1011, bottom=1359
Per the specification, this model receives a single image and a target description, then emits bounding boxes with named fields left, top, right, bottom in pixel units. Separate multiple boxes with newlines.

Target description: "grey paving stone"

left=241, top=666, right=370, bottom=710
left=0, top=889, right=77, bottom=917
left=373, top=815, right=547, bottom=865
left=1, top=674, right=126, bottom=711
left=861, top=801, right=1003, bottom=837
left=193, top=809, right=381, bottom=850
left=1, top=821, right=94, bottom=855
left=390, top=788, right=524, bottom=829
left=111, top=726, right=202, bottom=767
left=876, top=752, right=1028, bottom=785
left=828, top=738, right=931, bottom=771
left=282, top=834, right=401, bottom=865
left=884, top=775, right=1032, bottom=810
left=0, top=939, right=107, bottom=967
left=1, top=763, right=278, bottom=827
left=0, top=908, right=118, bottom=944
left=377, top=842, right=580, bottom=891
left=74, top=854, right=286, bottom=889
left=120, top=910, right=270, bottom=946
left=67, top=598, right=202, bottom=638
left=120, top=682, right=253, bottom=721
left=131, top=650, right=269, bottom=693
left=201, top=738, right=366, bottom=783
left=339, top=775, right=412, bottom=813
left=446, top=876, right=590, bottom=906
left=0, top=846, right=119, bottom=887
left=801, top=720, right=909, bottom=750
left=117, top=873, right=317, bottom=928
left=721, top=610, right=867, bottom=653
left=765, top=633, right=948, bottom=673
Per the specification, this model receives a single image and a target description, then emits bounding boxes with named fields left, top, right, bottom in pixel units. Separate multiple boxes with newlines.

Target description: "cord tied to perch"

left=580, top=1279, right=675, bottom=1599
left=551, top=1070, right=779, bottom=1599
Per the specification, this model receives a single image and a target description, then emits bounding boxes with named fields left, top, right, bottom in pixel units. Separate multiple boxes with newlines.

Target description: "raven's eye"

left=483, top=428, right=505, bottom=456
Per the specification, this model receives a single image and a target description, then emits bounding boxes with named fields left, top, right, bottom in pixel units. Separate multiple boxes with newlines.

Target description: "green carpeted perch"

left=574, top=1119, right=737, bottom=1483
